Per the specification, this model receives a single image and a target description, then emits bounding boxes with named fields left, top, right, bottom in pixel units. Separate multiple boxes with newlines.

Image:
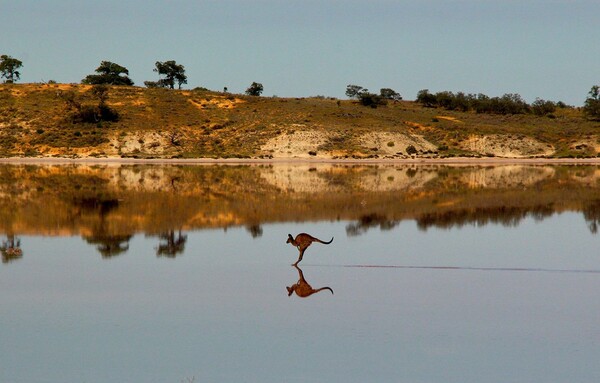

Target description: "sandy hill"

left=0, top=83, right=598, bottom=159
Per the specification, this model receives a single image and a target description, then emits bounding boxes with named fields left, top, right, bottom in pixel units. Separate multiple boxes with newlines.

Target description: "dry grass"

left=0, top=83, right=599, bottom=159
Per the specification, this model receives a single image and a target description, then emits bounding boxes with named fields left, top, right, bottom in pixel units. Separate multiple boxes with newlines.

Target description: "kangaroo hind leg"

left=293, top=249, right=305, bottom=266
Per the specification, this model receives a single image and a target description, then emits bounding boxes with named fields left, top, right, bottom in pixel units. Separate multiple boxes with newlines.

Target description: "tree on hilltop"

left=153, top=60, right=187, bottom=89
left=380, top=88, right=402, bottom=101
left=245, top=82, right=264, bottom=96
left=0, top=55, right=23, bottom=83
left=346, top=84, right=389, bottom=107
left=345, top=84, right=366, bottom=99
left=416, top=89, right=437, bottom=107
left=82, top=61, right=134, bottom=86
left=584, top=85, right=600, bottom=120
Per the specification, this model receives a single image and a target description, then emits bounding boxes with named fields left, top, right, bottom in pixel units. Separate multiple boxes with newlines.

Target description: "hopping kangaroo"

left=287, top=265, right=334, bottom=298
left=286, top=233, right=333, bottom=265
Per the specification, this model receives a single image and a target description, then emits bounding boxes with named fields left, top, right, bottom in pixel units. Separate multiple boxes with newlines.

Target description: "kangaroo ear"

left=288, top=234, right=293, bottom=238
left=286, top=286, right=293, bottom=296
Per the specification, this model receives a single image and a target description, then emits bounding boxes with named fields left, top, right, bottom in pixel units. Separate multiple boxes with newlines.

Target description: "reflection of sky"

left=1, top=215, right=599, bottom=383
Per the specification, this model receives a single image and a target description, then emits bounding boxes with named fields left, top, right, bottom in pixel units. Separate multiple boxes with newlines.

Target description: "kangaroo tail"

left=316, top=287, right=334, bottom=295
left=318, top=237, right=334, bottom=245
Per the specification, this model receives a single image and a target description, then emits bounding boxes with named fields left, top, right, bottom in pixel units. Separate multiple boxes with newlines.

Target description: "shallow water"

left=1, top=164, right=599, bottom=383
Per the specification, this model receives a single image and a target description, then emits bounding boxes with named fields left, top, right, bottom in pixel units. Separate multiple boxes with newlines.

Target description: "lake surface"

left=1, top=163, right=599, bottom=383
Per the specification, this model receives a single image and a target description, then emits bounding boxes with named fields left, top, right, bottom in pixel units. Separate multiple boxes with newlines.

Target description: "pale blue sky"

left=1, top=0, right=598, bottom=105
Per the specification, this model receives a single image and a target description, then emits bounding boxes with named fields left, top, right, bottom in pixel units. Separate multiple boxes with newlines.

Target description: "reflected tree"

left=583, top=200, right=600, bottom=234
left=416, top=205, right=554, bottom=231
left=77, top=197, right=133, bottom=258
left=346, top=213, right=398, bottom=236
left=1, top=234, right=23, bottom=263
left=84, top=233, right=132, bottom=258
left=156, top=230, right=187, bottom=258
left=246, top=224, right=263, bottom=238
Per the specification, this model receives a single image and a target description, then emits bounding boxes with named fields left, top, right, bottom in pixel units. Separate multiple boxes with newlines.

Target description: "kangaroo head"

left=286, top=234, right=293, bottom=243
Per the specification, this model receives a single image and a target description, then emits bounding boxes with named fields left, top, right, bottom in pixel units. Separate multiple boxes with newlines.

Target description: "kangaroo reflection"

left=1, top=234, right=23, bottom=264
left=287, top=265, right=334, bottom=298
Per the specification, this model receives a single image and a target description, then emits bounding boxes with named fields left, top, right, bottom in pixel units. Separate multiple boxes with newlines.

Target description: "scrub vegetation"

left=0, top=82, right=599, bottom=159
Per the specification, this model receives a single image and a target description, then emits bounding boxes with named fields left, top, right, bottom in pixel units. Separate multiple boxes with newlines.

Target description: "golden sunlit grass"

left=0, top=83, right=599, bottom=159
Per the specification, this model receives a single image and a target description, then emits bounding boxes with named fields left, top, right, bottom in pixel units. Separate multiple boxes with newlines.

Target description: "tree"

left=380, top=88, right=402, bottom=101
left=0, top=55, right=23, bottom=83
left=584, top=85, right=600, bottom=120
left=245, top=82, right=264, bottom=96
left=531, top=98, right=556, bottom=116
left=62, top=84, right=118, bottom=123
left=153, top=60, right=187, bottom=89
left=359, top=92, right=387, bottom=108
left=345, top=84, right=366, bottom=99
left=82, top=61, right=134, bottom=85
left=416, top=89, right=437, bottom=107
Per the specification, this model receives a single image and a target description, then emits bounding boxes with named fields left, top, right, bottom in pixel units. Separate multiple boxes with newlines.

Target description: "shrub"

left=358, top=92, right=387, bottom=108
left=380, top=88, right=402, bottom=101
left=416, top=88, right=549, bottom=115
left=416, top=89, right=437, bottom=107
left=531, top=98, right=556, bottom=116
left=62, top=85, right=119, bottom=124
left=245, top=82, right=264, bottom=96
left=406, top=145, right=417, bottom=155
left=584, top=85, right=600, bottom=120
left=144, top=81, right=164, bottom=88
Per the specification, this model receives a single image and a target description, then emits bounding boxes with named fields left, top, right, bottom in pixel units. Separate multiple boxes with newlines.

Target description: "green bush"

left=358, top=92, right=387, bottom=108
left=584, top=85, right=600, bottom=120
left=531, top=98, right=556, bottom=116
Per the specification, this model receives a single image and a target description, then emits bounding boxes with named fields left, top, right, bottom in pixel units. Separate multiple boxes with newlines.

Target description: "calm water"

left=1, top=163, right=599, bottom=383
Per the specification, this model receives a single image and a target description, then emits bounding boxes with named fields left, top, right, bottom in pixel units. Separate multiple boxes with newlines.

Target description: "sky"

left=1, top=0, right=598, bottom=105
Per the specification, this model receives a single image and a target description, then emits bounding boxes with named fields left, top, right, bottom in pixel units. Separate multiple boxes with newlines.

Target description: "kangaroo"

left=287, top=265, right=334, bottom=298
left=286, top=233, right=333, bottom=265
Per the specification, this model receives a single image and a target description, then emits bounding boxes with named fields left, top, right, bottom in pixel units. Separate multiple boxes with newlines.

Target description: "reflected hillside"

left=1, top=164, right=600, bottom=241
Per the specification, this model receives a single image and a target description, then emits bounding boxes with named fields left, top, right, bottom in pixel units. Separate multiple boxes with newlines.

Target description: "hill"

left=0, top=83, right=599, bottom=159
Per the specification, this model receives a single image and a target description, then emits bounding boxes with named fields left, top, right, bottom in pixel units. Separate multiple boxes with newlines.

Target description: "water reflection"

left=583, top=200, right=600, bottom=234
left=346, top=214, right=399, bottom=236
left=77, top=196, right=133, bottom=258
left=246, top=224, right=263, bottom=238
left=1, top=163, right=600, bottom=260
left=154, top=230, right=188, bottom=258
left=1, top=234, right=22, bottom=263
left=286, top=265, right=334, bottom=298
left=84, top=233, right=132, bottom=258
